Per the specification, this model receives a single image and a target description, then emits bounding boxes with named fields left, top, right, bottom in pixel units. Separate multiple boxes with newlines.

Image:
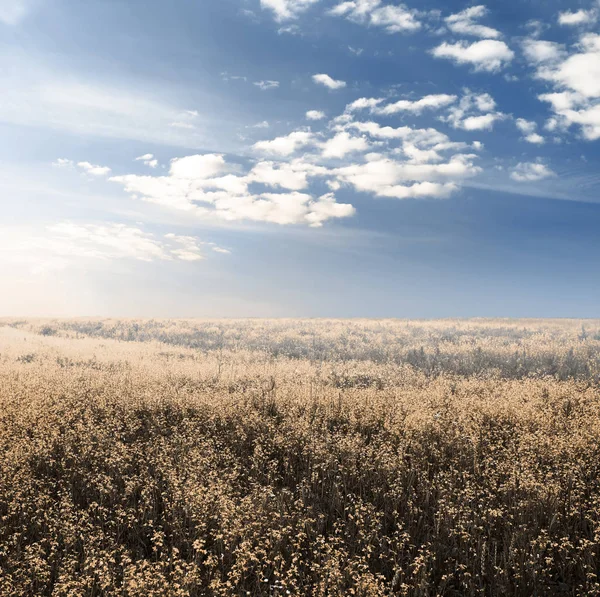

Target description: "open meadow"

left=2, top=318, right=600, bottom=596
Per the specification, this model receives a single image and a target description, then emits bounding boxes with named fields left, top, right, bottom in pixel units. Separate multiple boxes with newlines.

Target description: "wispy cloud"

left=254, top=80, right=280, bottom=90
left=445, top=6, right=501, bottom=39
left=510, top=160, right=556, bottom=182
left=312, top=73, right=347, bottom=89
left=0, top=222, right=228, bottom=274
left=0, top=0, right=35, bottom=25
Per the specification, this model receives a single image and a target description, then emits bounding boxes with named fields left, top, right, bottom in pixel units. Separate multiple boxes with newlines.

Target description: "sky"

left=0, top=0, right=599, bottom=318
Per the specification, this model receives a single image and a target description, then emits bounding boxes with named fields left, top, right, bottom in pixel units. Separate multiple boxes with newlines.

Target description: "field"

left=2, top=318, right=600, bottom=596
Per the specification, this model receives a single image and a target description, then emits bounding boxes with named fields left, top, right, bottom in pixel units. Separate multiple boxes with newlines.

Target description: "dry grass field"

left=2, top=318, right=600, bottom=596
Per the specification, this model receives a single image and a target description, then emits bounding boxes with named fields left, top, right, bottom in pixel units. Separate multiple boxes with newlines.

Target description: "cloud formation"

left=109, top=153, right=355, bottom=227
left=510, top=161, right=556, bottom=182
left=254, top=80, right=280, bottom=90
left=525, top=33, right=600, bottom=140
left=558, top=9, right=597, bottom=26
left=312, top=73, right=347, bottom=89
left=306, top=110, right=326, bottom=120
left=0, top=222, right=227, bottom=274
left=441, top=91, right=505, bottom=131
left=515, top=119, right=545, bottom=144
left=329, top=0, right=421, bottom=33
left=260, top=0, right=321, bottom=22
left=431, top=39, right=514, bottom=72
left=253, top=131, right=315, bottom=155
left=445, top=6, right=501, bottom=39
left=135, top=154, right=159, bottom=168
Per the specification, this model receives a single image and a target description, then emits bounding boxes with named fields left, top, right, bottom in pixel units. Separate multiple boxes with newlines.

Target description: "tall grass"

left=1, top=319, right=600, bottom=596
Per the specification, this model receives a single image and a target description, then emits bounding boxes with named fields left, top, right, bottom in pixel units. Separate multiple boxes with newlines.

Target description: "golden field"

left=1, top=318, right=600, bottom=596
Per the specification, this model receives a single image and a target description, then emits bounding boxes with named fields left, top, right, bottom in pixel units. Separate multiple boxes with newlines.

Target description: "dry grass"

left=1, top=319, right=600, bottom=596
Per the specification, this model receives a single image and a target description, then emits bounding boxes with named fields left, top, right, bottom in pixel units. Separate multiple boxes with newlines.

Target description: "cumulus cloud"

left=445, top=5, right=501, bottom=39
left=510, top=161, right=556, bottom=182
left=135, top=154, right=159, bottom=168
left=248, top=160, right=322, bottom=190
left=515, top=118, right=545, bottom=143
left=441, top=91, right=505, bottom=131
left=526, top=33, right=600, bottom=139
left=109, top=152, right=354, bottom=227
left=312, top=73, right=347, bottom=89
left=260, top=0, right=321, bottom=22
left=254, top=80, right=280, bottom=90
left=77, top=162, right=112, bottom=176
left=372, top=93, right=457, bottom=116
left=321, top=131, right=370, bottom=158
left=522, top=39, right=566, bottom=64
left=345, top=97, right=385, bottom=112
left=329, top=0, right=421, bottom=33
left=306, top=110, right=326, bottom=120
left=431, top=39, right=515, bottom=72
left=558, top=9, right=597, bottom=26
left=334, top=154, right=479, bottom=199
left=253, top=131, right=315, bottom=155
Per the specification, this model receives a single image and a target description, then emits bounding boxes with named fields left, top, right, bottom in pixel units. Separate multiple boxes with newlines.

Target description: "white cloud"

left=369, top=4, right=421, bottom=33
left=558, top=9, right=597, bottom=26
left=0, top=0, right=34, bottom=25
left=442, top=91, right=505, bottom=131
left=170, top=154, right=228, bottom=179
left=305, top=193, right=356, bottom=226
left=431, top=39, right=515, bottom=72
left=163, top=234, right=220, bottom=262
left=253, top=130, right=314, bottom=155
left=445, top=5, right=501, bottom=39
left=251, top=121, right=271, bottom=128
left=254, top=80, right=280, bottom=90
left=460, top=113, right=502, bottom=130
left=0, top=53, right=212, bottom=148
left=329, top=0, right=421, bottom=33
left=249, top=160, right=316, bottom=190
left=539, top=34, right=600, bottom=98
left=515, top=118, right=545, bottom=143
left=373, top=93, right=457, bottom=116
left=527, top=19, right=549, bottom=37
left=345, top=97, right=385, bottom=112
left=77, top=162, right=112, bottom=177
left=306, top=110, right=326, bottom=120
left=0, top=222, right=224, bottom=274
left=334, top=154, right=479, bottom=199
left=524, top=133, right=545, bottom=144
left=109, top=152, right=354, bottom=227
left=135, top=154, right=159, bottom=168
left=260, top=0, right=321, bottom=21
left=170, top=121, right=196, bottom=129
left=52, top=158, right=74, bottom=169
left=312, top=73, right=347, bottom=89
left=321, top=131, right=370, bottom=158
left=522, top=39, right=565, bottom=64
left=344, top=121, right=471, bottom=154
left=527, top=33, right=600, bottom=140
left=510, top=161, right=556, bottom=182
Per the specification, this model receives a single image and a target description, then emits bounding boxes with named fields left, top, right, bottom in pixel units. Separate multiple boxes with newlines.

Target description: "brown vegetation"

left=1, top=318, right=600, bottom=596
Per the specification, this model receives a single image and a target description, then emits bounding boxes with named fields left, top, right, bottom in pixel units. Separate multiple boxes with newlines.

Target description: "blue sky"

left=1, top=0, right=599, bottom=317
